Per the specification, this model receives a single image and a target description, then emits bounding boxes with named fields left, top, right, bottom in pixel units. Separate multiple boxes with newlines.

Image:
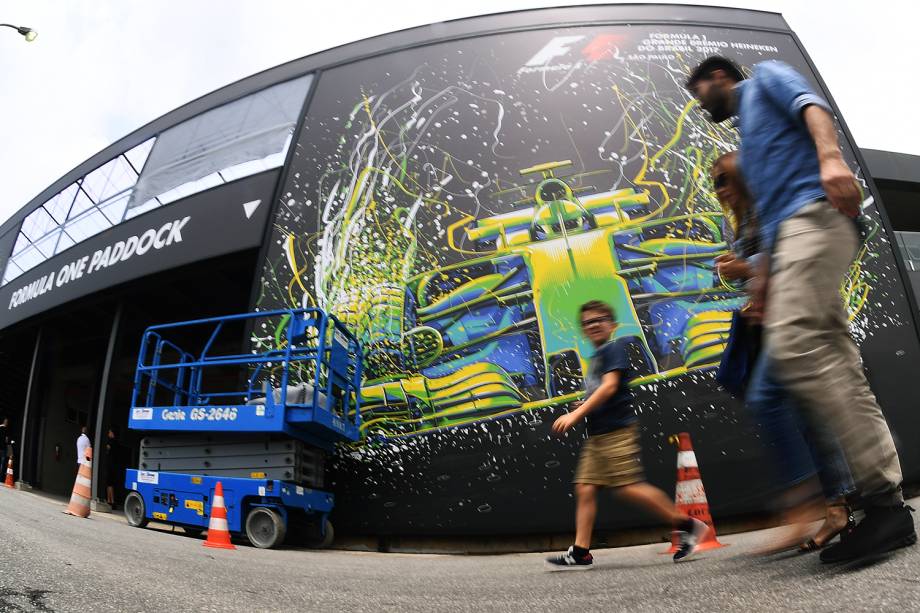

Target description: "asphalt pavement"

left=1, top=486, right=918, bottom=612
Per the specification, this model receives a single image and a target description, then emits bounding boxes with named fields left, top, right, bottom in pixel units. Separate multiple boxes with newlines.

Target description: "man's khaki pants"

left=764, top=200, right=903, bottom=507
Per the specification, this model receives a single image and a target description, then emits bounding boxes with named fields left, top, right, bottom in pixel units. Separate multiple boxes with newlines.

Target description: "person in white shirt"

left=76, top=426, right=91, bottom=471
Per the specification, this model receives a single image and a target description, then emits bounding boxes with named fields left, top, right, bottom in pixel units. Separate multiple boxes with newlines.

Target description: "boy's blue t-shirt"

left=584, top=337, right=636, bottom=435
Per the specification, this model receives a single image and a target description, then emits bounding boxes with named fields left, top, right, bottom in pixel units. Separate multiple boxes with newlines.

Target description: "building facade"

left=1, top=5, right=919, bottom=538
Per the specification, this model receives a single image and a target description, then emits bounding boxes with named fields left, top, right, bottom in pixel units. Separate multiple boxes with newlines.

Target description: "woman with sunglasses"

left=712, top=151, right=855, bottom=554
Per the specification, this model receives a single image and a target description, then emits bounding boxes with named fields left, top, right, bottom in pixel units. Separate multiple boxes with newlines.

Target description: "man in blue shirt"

left=687, top=56, right=915, bottom=563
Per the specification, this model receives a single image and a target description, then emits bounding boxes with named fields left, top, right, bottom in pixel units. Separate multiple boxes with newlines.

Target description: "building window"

left=126, top=74, right=312, bottom=216
left=896, top=231, right=920, bottom=271
left=1, top=137, right=155, bottom=285
left=1, top=70, right=312, bottom=287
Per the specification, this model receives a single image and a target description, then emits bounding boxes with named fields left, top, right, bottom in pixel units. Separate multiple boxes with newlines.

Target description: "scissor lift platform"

left=124, top=308, right=362, bottom=548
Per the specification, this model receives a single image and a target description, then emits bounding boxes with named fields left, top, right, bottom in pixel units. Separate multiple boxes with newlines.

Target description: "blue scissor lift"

left=124, top=308, right=362, bottom=548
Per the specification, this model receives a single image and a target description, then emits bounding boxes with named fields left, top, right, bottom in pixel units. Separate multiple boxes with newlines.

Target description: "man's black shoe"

left=820, top=504, right=916, bottom=564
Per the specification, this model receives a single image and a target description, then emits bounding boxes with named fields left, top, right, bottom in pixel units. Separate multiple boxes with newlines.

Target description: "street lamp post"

left=0, top=23, right=37, bottom=42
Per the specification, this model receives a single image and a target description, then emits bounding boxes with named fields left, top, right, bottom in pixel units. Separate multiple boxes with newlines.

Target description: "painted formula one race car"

left=351, top=160, right=744, bottom=439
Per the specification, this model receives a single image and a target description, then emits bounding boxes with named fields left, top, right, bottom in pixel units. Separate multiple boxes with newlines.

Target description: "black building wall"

left=250, top=8, right=920, bottom=536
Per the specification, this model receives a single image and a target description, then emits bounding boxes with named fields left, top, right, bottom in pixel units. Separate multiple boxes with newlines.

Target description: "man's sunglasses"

left=713, top=173, right=729, bottom=189
left=581, top=316, right=611, bottom=328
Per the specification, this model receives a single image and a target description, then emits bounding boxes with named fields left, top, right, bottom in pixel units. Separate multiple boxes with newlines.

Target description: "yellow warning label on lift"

left=153, top=512, right=167, bottom=520
left=190, top=476, right=202, bottom=484
left=250, top=472, right=267, bottom=478
left=185, top=500, right=204, bottom=514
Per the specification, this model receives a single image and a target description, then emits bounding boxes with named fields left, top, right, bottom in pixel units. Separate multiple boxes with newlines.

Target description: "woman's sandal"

left=799, top=538, right=822, bottom=552
left=799, top=504, right=855, bottom=553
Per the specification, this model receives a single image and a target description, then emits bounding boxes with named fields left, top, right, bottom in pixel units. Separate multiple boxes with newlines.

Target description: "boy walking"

left=546, top=300, right=707, bottom=570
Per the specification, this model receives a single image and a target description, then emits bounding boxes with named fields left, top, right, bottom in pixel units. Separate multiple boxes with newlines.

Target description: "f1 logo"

left=524, top=35, right=585, bottom=66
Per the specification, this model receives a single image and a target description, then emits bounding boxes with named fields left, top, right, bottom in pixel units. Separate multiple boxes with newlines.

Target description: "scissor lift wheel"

left=124, top=491, right=148, bottom=528
left=246, top=507, right=287, bottom=549
left=315, top=519, right=334, bottom=549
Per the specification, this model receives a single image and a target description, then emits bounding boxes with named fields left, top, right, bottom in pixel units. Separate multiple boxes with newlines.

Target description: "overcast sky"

left=1, top=0, right=917, bottom=225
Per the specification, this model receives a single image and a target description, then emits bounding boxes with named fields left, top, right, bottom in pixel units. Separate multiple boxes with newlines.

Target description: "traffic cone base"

left=203, top=481, right=236, bottom=550
left=65, top=447, right=93, bottom=518
left=4, top=457, right=14, bottom=488
left=662, top=433, right=725, bottom=553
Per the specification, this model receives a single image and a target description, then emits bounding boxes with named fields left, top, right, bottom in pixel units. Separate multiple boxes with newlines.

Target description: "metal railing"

left=130, top=308, right=362, bottom=430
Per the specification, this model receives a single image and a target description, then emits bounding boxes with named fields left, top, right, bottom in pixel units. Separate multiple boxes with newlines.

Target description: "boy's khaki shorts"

left=574, top=422, right=644, bottom=487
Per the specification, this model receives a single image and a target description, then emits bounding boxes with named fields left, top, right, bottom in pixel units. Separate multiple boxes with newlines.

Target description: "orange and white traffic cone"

left=203, top=481, right=236, bottom=550
left=664, top=432, right=725, bottom=553
left=4, top=457, right=14, bottom=488
left=64, top=447, right=93, bottom=518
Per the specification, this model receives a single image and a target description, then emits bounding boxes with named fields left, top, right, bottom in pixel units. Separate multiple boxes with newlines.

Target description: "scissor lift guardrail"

left=128, top=308, right=362, bottom=448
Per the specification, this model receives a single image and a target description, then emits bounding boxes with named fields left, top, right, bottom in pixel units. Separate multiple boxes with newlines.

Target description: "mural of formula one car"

left=351, top=160, right=745, bottom=440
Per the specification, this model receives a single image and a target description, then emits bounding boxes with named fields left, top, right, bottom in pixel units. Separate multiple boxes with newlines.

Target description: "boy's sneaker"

left=673, top=518, right=709, bottom=562
left=545, top=546, right=594, bottom=571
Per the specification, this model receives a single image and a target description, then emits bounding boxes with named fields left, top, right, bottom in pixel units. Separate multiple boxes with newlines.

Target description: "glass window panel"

left=68, top=188, right=95, bottom=220
left=124, top=138, right=156, bottom=173
left=21, top=207, right=57, bottom=242
left=900, top=231, right=920, bottom=251
left=3, top=260, right=23, bottom=285
left=11, top=244, right=44, bottom=273
left=63, top=209, right=111, bottom=243
left=219, top=143, right=289, bottom=182
left=98, top=191, right=130, bottom=225
left=123, top=198, right=161, bottom=221
left=80, top=156, right=137, bottom=204
left=11, top=232, right=31, bottom=256
left=903, top=236, right=920, bottom=261
left=33, top=229, right=61, bottom=258
left=128, top=74, right=311, bottom=210
left=44, top=184, right=80, bottom=224
left=217, top=158, right=265, bottom=182
left=156, top=173, right=222, bottom=205
left=55, top=230, right=76, bottom=255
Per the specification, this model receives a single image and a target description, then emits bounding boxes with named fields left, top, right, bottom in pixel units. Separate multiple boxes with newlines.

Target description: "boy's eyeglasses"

left=713, top=173, right=728, bottom=189
left=581, top=316, right=611, bottom=328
